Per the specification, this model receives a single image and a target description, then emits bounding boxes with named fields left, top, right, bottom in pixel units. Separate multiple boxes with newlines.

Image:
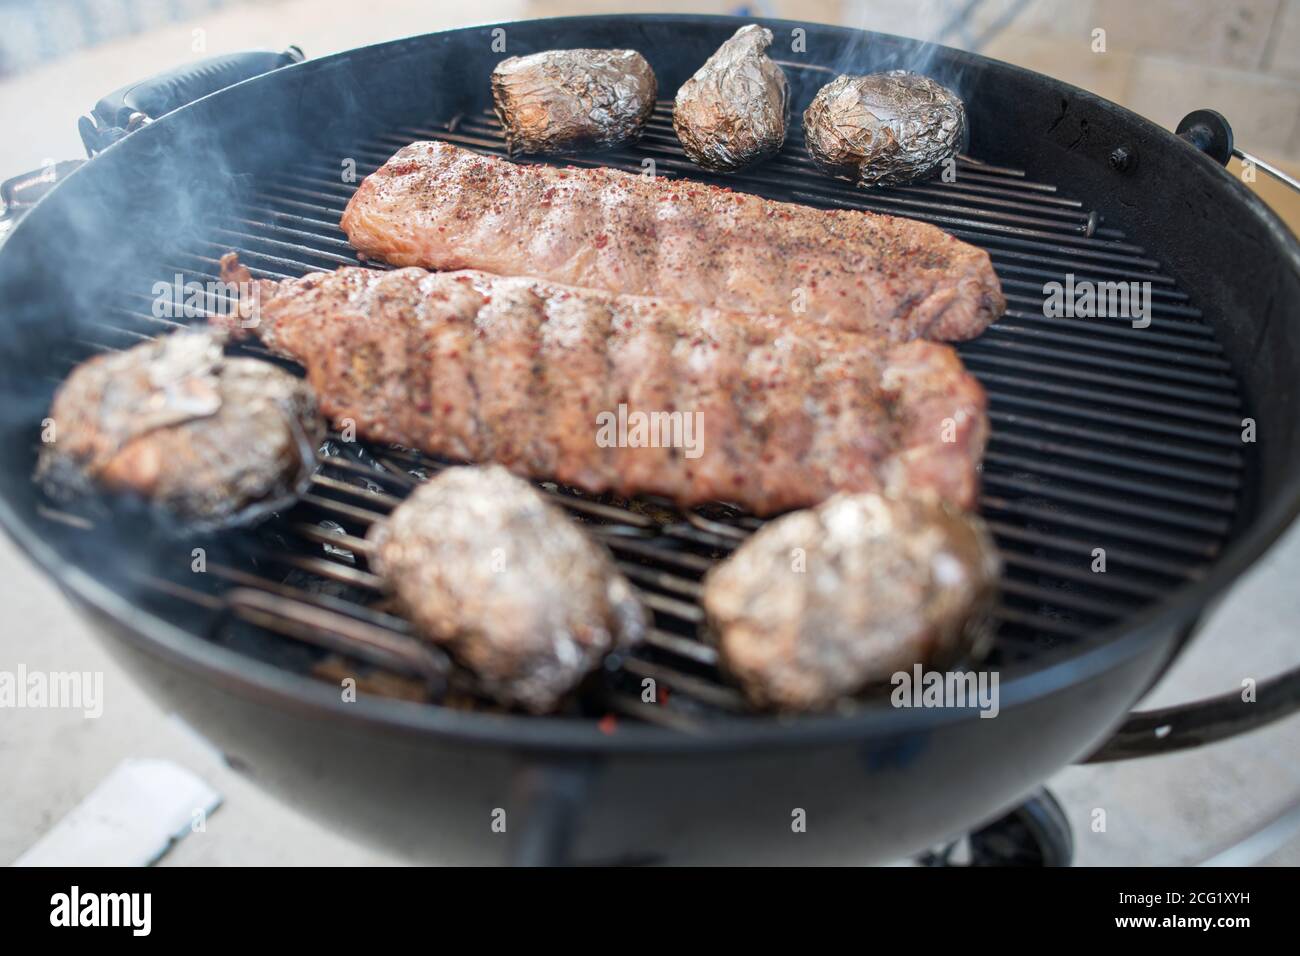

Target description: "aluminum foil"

left=672, top=24, right=789, bottom=171
left=35, top=330, right=323, bottom=531
left=491, top=49, right=657, bottom=155
left=803, top=71, right=967, bottom=186
left=368, top=465, right=647, bottom=713
left=703, top=492, right=1000, bottom=711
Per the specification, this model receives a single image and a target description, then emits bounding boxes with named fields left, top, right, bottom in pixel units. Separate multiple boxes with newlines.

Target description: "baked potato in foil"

left=803, top=71, right=966, bottom=186
left=703, top=491, right=999, bottom=712
left=672, top=24, right=789, bottom=171
left=490, top=48, right=657, bottom=155
left=35, top=330, right=324, bottom=532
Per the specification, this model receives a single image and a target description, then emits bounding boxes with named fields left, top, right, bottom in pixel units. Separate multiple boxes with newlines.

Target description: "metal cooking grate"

left=46, top=82, right=1246, bottom=727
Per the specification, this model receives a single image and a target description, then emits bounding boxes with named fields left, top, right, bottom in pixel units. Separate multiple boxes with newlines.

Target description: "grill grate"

left=49, top=84, right=1246, bottom=727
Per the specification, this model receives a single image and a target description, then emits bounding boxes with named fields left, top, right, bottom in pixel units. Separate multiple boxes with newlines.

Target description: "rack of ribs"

left=216, top=254, right=988, bottom=516
left=339, top=141, right=1005, bottom=343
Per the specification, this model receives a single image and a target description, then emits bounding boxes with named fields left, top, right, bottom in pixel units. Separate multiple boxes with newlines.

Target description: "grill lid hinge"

left=1176, top=109, right=1300, bottom=194
left=1176, top=109, right=1234, bottom=166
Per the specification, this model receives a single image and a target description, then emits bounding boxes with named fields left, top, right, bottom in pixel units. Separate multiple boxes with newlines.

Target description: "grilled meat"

left=367, top=464, right=646, bottom=712
left=804, top=71, right=967, bottom=186
left=491, top=49, right=657, bottom=155
left=672, top=24, right=788, bottom=171
left=339, top=141, right=1004, bottom=342
left=218, top=253, right=988, bottom=516
left=36, top=330, right=323, bottom=529
left=703, top=491, right=1000, bottom=711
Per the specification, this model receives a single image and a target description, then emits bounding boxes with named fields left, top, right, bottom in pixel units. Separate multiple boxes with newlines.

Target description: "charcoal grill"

left=2, top=14, right=1299, bottom=865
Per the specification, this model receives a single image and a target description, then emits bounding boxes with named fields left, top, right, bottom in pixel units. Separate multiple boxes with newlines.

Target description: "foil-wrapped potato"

left=35, top=330, right=323, bottom=531
left=804, top=71, right=966, bottom=186
left=703, top=491, right=999, bottom=712
left=368, top=465, right=647, bottom=713
left=491, top=48, right=657, bottom=155
left=672, top=24, right=789, bottom=171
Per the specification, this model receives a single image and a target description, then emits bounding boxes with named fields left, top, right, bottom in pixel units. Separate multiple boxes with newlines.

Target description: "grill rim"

left=3, top=12, right=1299, bottom=754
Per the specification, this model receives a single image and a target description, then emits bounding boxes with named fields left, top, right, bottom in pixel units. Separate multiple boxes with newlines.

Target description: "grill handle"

left=78, top=46, right=304, bottom=156
left=6, top=48, right=303, bottom=229
left=1084, top=622, right=1300, bottom=762
left=0, top=161, right=84, bottom=228
left=1176, top=109, right=1300, bottom=194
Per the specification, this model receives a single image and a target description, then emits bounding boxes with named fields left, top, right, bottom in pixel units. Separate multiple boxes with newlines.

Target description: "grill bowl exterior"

left=1, top=15, right=1297, bottom=863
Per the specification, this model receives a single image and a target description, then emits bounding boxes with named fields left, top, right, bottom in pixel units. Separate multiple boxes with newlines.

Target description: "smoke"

left=0, top=21, right=430, bottom=654
left=815, top=0, right=1000, bottom=100
left=0, top=10, right=1010, bottom=664
left=0, top=57, right=311, bottom=631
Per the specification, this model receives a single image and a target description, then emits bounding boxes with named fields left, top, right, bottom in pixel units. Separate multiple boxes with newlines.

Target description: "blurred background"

left=2, top=0, right=1298, bottom=225
left=2, top=0, right=1298, bottom=866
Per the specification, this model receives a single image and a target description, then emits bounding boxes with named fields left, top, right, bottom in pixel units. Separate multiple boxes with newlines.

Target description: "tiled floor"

left=2, top=0, right=1298, bottom=865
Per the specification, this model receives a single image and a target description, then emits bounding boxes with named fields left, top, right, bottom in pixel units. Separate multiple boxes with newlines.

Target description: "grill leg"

left=918, top=787, right=1074, bottom=867
left=505, top=759, right=596, bottom=867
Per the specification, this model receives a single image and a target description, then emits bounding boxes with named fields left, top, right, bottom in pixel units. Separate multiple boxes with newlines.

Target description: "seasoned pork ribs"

left=340, top=141, right=1004, bottom=342
left=217, top=255, right=988, bottom=516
